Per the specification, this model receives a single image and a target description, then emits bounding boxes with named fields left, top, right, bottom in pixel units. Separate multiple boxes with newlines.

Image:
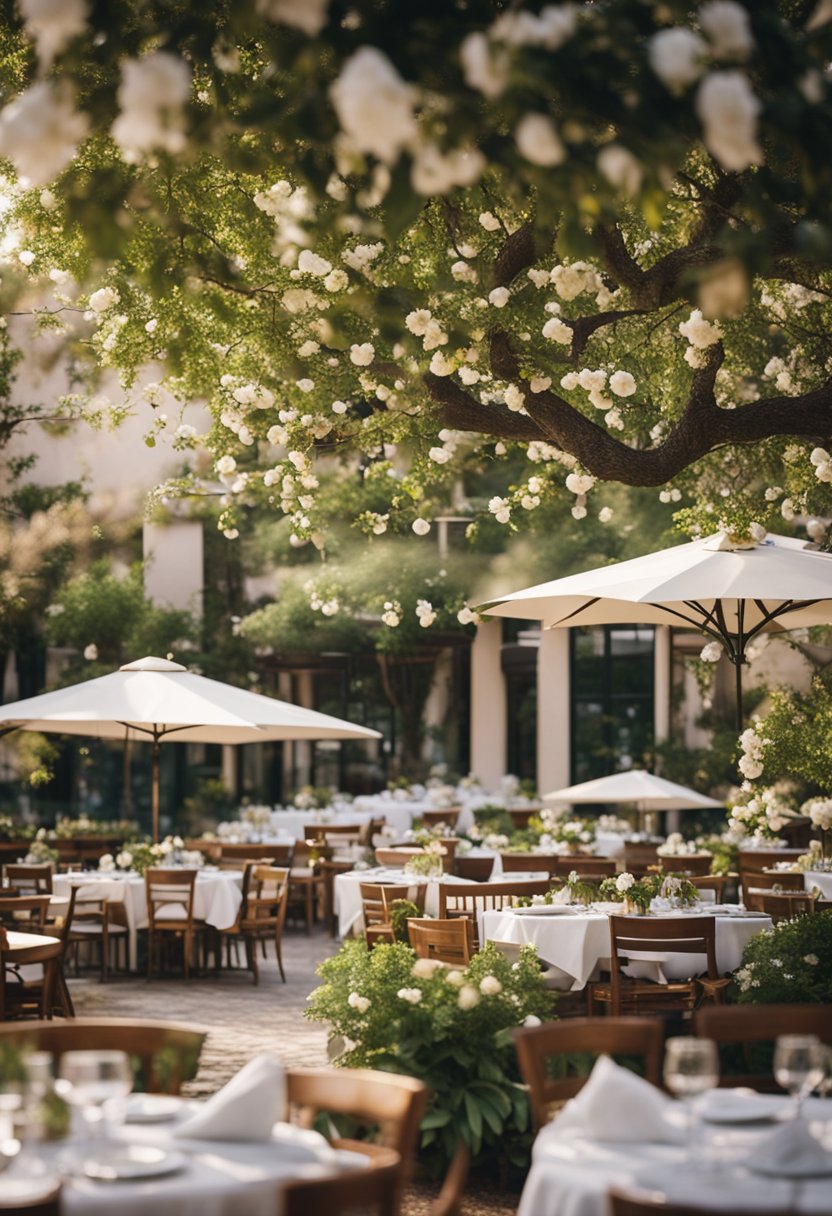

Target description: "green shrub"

left=734, top=910, right=832, bottom=1005
left=305, top=938, right=555, bottom=1174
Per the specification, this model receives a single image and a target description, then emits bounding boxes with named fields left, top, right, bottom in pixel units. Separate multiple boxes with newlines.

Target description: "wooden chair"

left=438, top=880, right=550, bottom=948
left=66, top=884, right=129, bottom=980
left=360, top=883, right=426, bottom=947
left=454, top=854, right=495, bottom=881
left=145, top=868, right=203, bottom=980
left=288, top=841, right=329, bottom=932
left=746, top=889, right=823, bottom=921
left=738, top=848, right=804, bottom=902
left=407, top=917, right=474, bottom=966
left=555, top=856, right=617, bottom=879
left=1, top=933, right=63, bottom=1021
left=285, top=1066, right=427, bottom=1216
left=657, top=854, right=713, bottom=877
left=0, top=1180, right=62, bottom=1214
left=358, top=817, right=385, bottom=847
left=420, top=808, right=462, bottom=832
left=3, top=864, right=53, bottom=895
left=743, top=868, right=804, bottom=892
left=500, top=853, right=560, bottom=875
left=514, top=1015, right=664, bottom=1129
left=587, top=915, right=728, bottom=1017
left=283, top=1145, right=402, bottom=1216
left=0, top=895, right=50, bottom=932
left=622, top=842, right=660, bottom=876
left=309, top=823, right=363, bottom=843
left=508, top=807, right=543, bottom=829
left=690, top=875, right=727, bottom=903
left=609, top=1188, right=796, bottom=1216
left=218, top=842, right=292, bottom=866
left=693, top=1003, right=832, bottom=1091
left=239, top=864, right=290, bottom=983
left=0, top=1017, right=207, bottom=1092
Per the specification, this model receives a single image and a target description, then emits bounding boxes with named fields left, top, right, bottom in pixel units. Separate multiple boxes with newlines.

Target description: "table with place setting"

left=0, top=1053, right=366, bottom=1216
left=518, top=1045, right=832, bottom=1216
left=480, top=903, right=773, bottom=992
left=52, top=869, right=243, bottom=971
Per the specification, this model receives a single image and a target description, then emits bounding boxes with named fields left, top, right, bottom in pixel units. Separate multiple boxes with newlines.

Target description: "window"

left=570, top=626, right=655, bottom=783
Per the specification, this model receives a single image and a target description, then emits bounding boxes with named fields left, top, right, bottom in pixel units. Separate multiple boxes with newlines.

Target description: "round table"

left=2, top=930, right=63, bottom=1017
left=518, top=1093, right=832, bottom=1215
left=53, top=870, right=242, bottom=971
left=804, top=870, right=832, bottom=899
left=480, top=905, right=772, bottom=991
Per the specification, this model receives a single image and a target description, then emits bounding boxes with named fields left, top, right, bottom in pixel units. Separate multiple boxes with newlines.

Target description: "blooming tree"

left=1, top=1, right=832, bottom=545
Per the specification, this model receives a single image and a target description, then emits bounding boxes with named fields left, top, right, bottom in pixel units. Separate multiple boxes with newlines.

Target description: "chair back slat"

left=500, top=854, right=560, bottom=875
left=4, top=864, right=54, bottom=895
left=407, top=917, right=474, bottom=965
left=145, top=868, right=197, bottom=925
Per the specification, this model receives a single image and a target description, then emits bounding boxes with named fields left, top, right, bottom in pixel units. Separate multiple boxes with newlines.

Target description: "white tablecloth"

left=481, top=907, right=771, bottom=991
left=334, top=862, right=529, bottom=938
left=267, top=807, right=416, bottom=839
left=5, top=1103, right=361, bottom=1216
left=53, top=870, right=243, bottom=970
left=351, top=797, right=475, bottom=836
left=804, top=871, right=832, bottom=899
left=518, top=1094, right=832, bottom=1216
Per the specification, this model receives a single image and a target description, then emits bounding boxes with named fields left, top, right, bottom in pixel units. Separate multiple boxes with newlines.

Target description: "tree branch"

left=423, top=372, right=547, bottom=442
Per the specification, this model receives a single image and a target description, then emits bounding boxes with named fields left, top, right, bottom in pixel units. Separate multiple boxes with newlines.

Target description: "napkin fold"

left=746, top=1114, right=832, bottom=1177
left=174, top=1054, right=285, bottom=1141
left=553, top=1054, right=685, bottom=1144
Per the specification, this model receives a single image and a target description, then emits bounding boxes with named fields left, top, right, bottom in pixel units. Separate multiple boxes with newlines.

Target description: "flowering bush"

left=657, top=832, right=706, bottom=858
left=726, top=783, right=799, bottom=843
left=23, top=837, right=59, bottom=866
left=306, top=939, right=554, bottom=1174
left=404, top=840, right=447, bottom=878
left=790, top=841, right=832, bottom=875
left=734, top=911, right=832, bottom=1006
left=116, top=835, right=187, bottom=876
left=54, top=816, right=136, bottom=838
left=598, top=870, right=698, bottom=911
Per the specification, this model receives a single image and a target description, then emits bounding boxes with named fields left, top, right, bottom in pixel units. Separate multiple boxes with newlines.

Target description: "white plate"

left=124, top=1094, right=183, bottom=1124
left=748, top=1154, right=832, bottom=1179
left=83, top=1145, right=187, bottom=1181
left=513, top=904, right=575, bottom=916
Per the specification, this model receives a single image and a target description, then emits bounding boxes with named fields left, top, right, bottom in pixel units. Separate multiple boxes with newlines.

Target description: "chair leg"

left=275, top=931, right=285, bottom=983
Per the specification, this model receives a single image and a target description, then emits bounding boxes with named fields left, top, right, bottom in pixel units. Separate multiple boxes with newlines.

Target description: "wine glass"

left=663, top=1037, right=719, bottom=1168
left=773, top=1035, right=826, bottom=1118
left=56, top=1051, right=133, bottom=1142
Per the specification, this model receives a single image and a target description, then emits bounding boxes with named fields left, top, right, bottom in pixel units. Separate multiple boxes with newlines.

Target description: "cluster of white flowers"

left=515, top=113, right=565, bottom=166
left=810, top=447, right=832, bottom=485
left=802, top=797, right=832, bottom=833
left=657, top=832, right=701, bottom=857
left=550, top=261, right=604, bottom=302
left=597, top=144, right=643, bottom=196
left=111, top=52, right=191, bottom=161
left=737, top=727, right=765, bottom=780
left=397, top=986, right=423, bottom=1005
left=728, top=783, right=795, bottom=838
left=342, top=242, right=384, bottom=275
left=615, top=872, right=635, bottom=893
left=416, top=599, right=437, bottom=628
left=457, top=604, right=481, bottom=626
left=488, top=495, right=511, bottom=524
left=256, top=0, right=331, bottom=38
left=0, top=80, right=89, bottom=186
left=254, top=180, right=315, bottom=258
left=679, top=309, right=723, bottom=367
left=19, top=0, right=89, bottom=67
left=83, top=643, right=98, bottom=661
left=309, top=589, right=340, bottom=617
left=696, top=70, right=761, bottom=172
left=406, top=308, right=448, bottom=352
left=347, top=990, right=371, bottom=1013
left=381, top=600, right=402, bottom=627
left=700, top=640, right=723, bottom=663
left=331, top=47, right=416, bottom=164
left=412, top=143, right=485, bottom=195
left=428, top=429, right=463, bottom=466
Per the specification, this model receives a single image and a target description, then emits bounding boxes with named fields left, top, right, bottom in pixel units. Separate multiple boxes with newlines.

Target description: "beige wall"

left=470, top=620, right=506, bottom=791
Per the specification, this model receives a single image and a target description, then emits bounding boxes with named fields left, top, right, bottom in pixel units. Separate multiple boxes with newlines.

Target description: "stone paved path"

left=67, top=925, right=518, bottom=1215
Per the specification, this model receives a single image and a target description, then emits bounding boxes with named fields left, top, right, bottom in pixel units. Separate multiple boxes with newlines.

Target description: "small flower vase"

left=622, top=897, right=634, bottom=915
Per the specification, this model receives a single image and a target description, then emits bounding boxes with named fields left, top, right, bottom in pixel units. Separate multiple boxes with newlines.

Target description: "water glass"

left=773, top=1035, right=826, bottom=1116
left=664, top=1036, right=719, bottom=1167
left=56, top=1051, right=133, bottom=1140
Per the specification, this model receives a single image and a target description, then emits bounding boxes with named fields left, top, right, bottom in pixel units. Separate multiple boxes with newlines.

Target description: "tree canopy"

left=1, top=0, right=832, bottom=552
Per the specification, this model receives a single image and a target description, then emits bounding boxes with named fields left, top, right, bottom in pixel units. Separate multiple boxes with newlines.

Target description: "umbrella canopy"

left=0, top=656, right=380, bottom=840
left=481, top=530, right=832, bottom=729
left=542, top=770, right=722, bottom=811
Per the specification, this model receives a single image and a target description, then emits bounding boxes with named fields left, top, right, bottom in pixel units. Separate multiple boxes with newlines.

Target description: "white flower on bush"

left=331, top=47, right=416, bottom=164
left=256, top=0, right=330, bottom=36
left=597, top=144, right=643, bottom=196
left=515, top=113, right=565, bottom=166
left=479, top=975, right=502, bottom=996
left=649, top=27, right=706, bottom=92
left=457, top=984, right=480, bottom=1010
left=695, top=70, right=761, bottom=172
left=445, top=969, right=465, bottom=988
left=416, top=599, right=437, bottom=628
left=18, top=0, right=88, bottom=67
left=565, top=472, right=595, bottom=495
left=115, top=851, right=132, bottom=869
left=412, top=518, right=431, bottom=536
left=698, top=1, right=754, bottom=61
left=489, top=496, right=511, bottom=524
left=609, top=371, right=636, bottom=398
left=348, top=991, right=371, bottom=1013
left=488, top=286, right=510, bottom=309
left=679, top=309, right=722, bottom=349
left=83, top=643, right=98, bottom=661
left=700, top=641, right=723, bottom=662
left=542, top=316, right=572, bottom=344
left=411, top=143, right=485, bottom=195
left=804, top=953, right=819, bottom=966
left=0, top=80, right=89, bottom=186
left=397, top=987, right=423, bottom=1004
left=381, top=601, right=401, bottom=628
left=411, top=958, right=444, bottom=979
left=803, top=798, right=832, bottom=832
left=459, top=31, right=509, bottom=99
left=350, top=342, right=375, bottom=366
left=112, top=52, right=191, bottom=160
left=523, top=1014, right=542, bottom=1028
left=98, top=853, right=115, bottom=872
left=615, top=872, right=635, bottom=893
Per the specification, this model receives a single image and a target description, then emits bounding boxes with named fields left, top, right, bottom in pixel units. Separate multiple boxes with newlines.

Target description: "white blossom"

left=609, top=371, right=637, bottom=397
left=515, top=113, right=566, bottom=166
left=331, top=48, right=416, bottom=165
left=347, top=990, right=370, bottom=1013
left=411, top=143, right=485, bottom=195
left=83, top=643, right=98, bottom=661
left=89, top=287, right=120, bottom=313
left=679, top=309, right=723, bottom=349
left=412, top=518, right=431, bottom=536
left=350, top=342, right=375, bottom=366
left=565, top=472, right=595, bottom=495
left=459, top=32, right=509, bottom=99
left=298, top=249, right=332, bottom=277
left=479, top=211, right=501, bottom=231
left=696, top=71, right=762, bottom=171
left=489, top=286, right=510, bottom=308
left=458, top=984, right=480, bottom=1010
left=255, top=0, right=330, bottom=37
left=0, top=80, right=89, bottom=186
left=112, top=52, right=191, bottom=161
left=479, top=975, right=502, bottom=996
left=397, top=987, right=423, bottom=1004
left=19, top=0, right=88, bottom=67
left=649, top=27, right=706, bottom=92
left=700, top=641, right=723, bottom=662
left=597, top=144, right=643, bottom=196
left=698, top=2, right=754, bottom=61
left=616, top=872, right=635, bottom=892
left=542, top=317, right=573, bottom=344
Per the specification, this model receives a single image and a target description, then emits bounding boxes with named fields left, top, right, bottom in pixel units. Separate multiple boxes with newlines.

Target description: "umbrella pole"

left=734, top=655, right=744, bottom=736
left=151, top=736, right=160, bottom=844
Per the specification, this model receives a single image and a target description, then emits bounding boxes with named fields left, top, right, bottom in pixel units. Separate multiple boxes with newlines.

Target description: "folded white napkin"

left=553, top=1055, right=685, bottom=1143
left=175, top=1054, right=285, bottom=1141
left=746, top=1114, right=832, bottom=1177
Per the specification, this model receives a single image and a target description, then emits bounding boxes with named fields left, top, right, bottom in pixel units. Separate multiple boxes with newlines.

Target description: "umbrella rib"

left=115, top=721, right=194, bottom=741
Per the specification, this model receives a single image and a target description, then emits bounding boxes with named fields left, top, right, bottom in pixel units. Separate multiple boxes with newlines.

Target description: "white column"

left=143, top=519, right=204, bottom=616
left=470, top=620, right=506, bottom=792
left=536, top=629, right=570, bottom=795
left=293, top=670, right=315, bottom=788
left=653, top=626, right=671, bottom=750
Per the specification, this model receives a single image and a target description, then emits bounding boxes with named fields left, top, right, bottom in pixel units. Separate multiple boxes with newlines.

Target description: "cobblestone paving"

left=67, top=925, right=519, bottom=1215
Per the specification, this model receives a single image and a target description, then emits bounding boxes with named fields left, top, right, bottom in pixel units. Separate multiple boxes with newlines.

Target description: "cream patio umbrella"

left=542, top=769, right=723, bottom=836
left=0, top=656, right=381, bottom=841
left=481, top=530, right=832, bottom=731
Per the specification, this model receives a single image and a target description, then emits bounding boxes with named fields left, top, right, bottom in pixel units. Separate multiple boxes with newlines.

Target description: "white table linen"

left=518, top=1093, right=832, bottom=1216
left=53, top=870, right=243, bottom=970
left=480, top=906, right=771, bottom=991
left=804, top=870, right=832, bottom=899
left=13, top=1101, right=362, bottom=1216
